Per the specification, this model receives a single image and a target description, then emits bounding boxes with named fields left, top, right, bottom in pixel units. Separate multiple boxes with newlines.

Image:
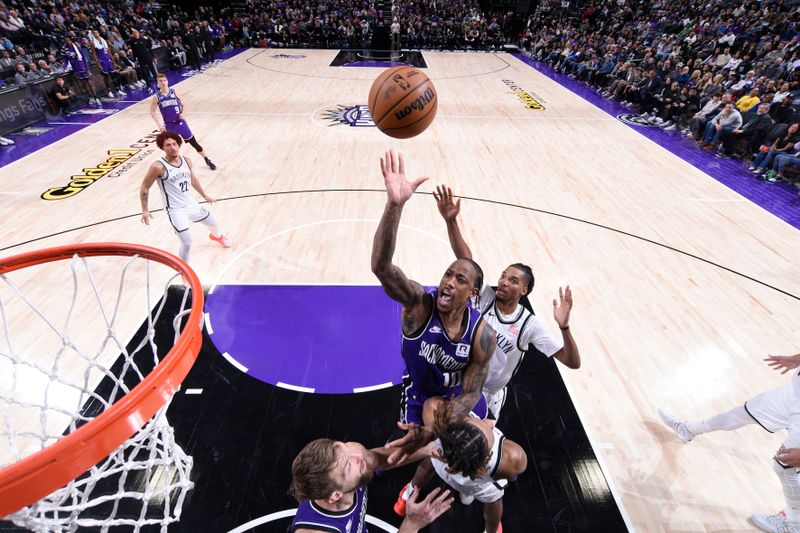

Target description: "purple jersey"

left=157, top=88, right=183, bottom=123
left=402, top=288, right=483, bottom=396
left=95, top=47, right=114, bottom=74
left=62, top=42, right=89, bottom=78
left=291, top=486, right=368, bottom=533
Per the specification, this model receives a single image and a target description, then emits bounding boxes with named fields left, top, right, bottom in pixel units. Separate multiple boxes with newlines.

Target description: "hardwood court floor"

left=2, top=49, right=800, bottom=531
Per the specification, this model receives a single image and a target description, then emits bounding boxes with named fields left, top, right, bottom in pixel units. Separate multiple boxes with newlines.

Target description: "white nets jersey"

left=476, top=284, right=563, bottom=395
left=156, top=156, right=194, bottom=211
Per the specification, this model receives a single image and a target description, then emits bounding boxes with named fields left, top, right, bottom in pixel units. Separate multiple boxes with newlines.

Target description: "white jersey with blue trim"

left=156, top=156, right=194, bottom=211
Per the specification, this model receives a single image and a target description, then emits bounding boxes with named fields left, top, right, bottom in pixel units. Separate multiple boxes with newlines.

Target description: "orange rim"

left=0, top=243, right=204, bottom=518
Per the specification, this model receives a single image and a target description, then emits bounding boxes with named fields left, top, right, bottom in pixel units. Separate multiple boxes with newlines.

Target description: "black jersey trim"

left=309, top=498, right=358, bottom=518
left=403, top=292, right=434, bottom=340
left=157, top=160, right=168, bottom=179
left=162, top=155, right=184, bottom=169
left=291, top=523, right=342, bottom=533
left=515, top=314, right=534, bottom=354
left=489, top=434, right=505, bottom=478
left=493, top=301, right=525, bottom=325
left=743, top=401, right=776, bottom=433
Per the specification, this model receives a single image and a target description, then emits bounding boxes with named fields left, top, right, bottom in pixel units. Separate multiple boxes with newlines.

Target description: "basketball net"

left=0, top=245, right=201, bottom=532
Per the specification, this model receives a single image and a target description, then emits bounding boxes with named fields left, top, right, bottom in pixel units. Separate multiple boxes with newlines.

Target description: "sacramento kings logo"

left=271, top=54, right=307, bottom=59
left=617, top=114, right=658, bottom=127
left=315, top=104, right=376, bottom=128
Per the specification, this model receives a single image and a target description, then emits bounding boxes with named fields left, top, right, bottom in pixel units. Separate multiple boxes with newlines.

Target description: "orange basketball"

left=368, top=65, right=438, bottom=139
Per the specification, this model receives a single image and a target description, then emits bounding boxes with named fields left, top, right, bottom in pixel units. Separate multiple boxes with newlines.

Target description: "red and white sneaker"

left=394, top=483, right=412, bottom=517
left=483, top=522, right=502, bottom=533
left=209, top=233, right=232, bottom=248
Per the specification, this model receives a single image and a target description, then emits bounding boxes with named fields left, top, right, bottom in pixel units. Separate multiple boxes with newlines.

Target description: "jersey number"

left=443, top=371, right=463, bottom=387
left=179, top=181, right=189, bottom=192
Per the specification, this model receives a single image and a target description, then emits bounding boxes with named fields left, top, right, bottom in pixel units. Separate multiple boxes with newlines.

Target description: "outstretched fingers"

left=412, top=175, right=430, bottom=190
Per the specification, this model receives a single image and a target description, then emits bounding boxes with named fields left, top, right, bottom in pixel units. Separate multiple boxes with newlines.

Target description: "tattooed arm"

left=451, top=320, right=495, bottom=421
left=370, top=150, right=431, bottom=333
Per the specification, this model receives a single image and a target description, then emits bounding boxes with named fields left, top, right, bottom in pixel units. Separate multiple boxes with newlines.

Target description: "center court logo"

left=503, top=79, right=546, bottom=110
left=315, top=104, right=376, bottom=128
left=41, top=131, right=160, bottom=201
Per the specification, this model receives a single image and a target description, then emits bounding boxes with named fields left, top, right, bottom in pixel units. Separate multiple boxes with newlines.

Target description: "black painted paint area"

left=329, top=50, right=428, bottom=68
left=1, top=290, right=627, bottom=532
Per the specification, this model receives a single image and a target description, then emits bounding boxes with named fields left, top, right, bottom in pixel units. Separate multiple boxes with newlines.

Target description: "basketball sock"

left=401, top=482, right=415, bottom=501
left=200, top=213, right=221, bottom=238
left=773, top=459, right=800, bottom=522
left=685, top=405, right=752, bottom=435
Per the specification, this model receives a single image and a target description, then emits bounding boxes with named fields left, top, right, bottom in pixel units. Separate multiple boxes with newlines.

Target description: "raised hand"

left=553, top=285, right=572, bottom=329
left=764, top=354, right=800, bottom=374
left=380, top=150, right=428, bottom=206
left=403, top=487, right=454, bottom=530
left=385, top=422, right=433, bottom=465
left=433, top=185, right=460, bottom=222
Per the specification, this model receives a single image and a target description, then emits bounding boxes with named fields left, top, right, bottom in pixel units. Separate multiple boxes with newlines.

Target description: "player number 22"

left=179, top=181, right=189, bottom=192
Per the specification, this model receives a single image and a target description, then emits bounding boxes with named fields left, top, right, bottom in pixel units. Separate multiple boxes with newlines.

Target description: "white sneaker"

left=1, top=136, right=14, bottom=145
left=108, top=91, right=116, bottom=98
left=459, top=492, right=474, bottom=506
left=657, top=409, right=695, bottom=442
left=128, top=84, right=137, bottom=91
left=118, top=89, right=127, bottom=97
left=751, top=511, right=800, bottom=532
left=0, top=137, right=10, bottom=146
left=663, top=124, right=677, bottom=132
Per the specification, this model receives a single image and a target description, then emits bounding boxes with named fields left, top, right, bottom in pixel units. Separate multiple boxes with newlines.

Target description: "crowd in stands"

left=0, top=0, right=514, bottom=96
left=387, top=0, right=511, bottom=50
left=0, top=0, right=237, bottom=97
left=237, top=0, right=511, bottom=50
left=4, top=0, right=800, bottom=192
left=519, top=0, right=800, bottom=189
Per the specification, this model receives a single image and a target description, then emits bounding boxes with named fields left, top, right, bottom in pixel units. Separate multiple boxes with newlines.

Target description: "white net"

left=0, top=249, right=198, bottom=532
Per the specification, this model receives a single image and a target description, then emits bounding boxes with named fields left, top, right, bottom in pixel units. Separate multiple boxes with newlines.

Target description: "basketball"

left=368, top=65, right=438, bottom=139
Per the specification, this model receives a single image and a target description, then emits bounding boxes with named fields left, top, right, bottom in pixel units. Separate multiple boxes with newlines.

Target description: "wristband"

left=559, top=326, right=569, bottom=331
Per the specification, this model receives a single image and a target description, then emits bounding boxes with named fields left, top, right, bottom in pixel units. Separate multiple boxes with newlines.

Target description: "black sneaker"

left=205, top=157, right=217, bottom=171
